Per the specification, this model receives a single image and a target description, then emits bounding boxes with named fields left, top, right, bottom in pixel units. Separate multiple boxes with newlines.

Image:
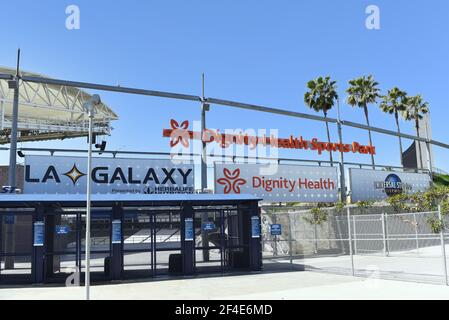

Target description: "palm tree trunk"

left=395, top=110, right=404, bottom=167
left=415, top=117, right=424, bottom=170
left=324, top=111, right=333, bottom=167
left=364, top=104, right=376, bottom=169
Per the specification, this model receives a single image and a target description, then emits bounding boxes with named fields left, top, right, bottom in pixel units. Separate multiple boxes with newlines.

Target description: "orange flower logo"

left=217, top=168, right=247, bottom=194
left=170, top=119, right=190, bottom=148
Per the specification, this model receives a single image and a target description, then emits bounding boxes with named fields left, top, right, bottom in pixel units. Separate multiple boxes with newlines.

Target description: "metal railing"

left=261, top=206, right=449, bottom=285
left=0, top=71, right=447, bottom=150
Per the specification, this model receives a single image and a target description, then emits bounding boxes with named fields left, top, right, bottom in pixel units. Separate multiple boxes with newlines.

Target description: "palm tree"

left=379, top=87, right=408, bottom=166
left=304, top=76, right=338, bottom=166
left=402, top=94, right=429, bottom=170
left=346, top=75, right=381, bottom=169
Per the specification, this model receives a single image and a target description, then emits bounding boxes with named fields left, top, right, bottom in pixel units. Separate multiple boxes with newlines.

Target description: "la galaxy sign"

left=24, top=155, right=194, bottom=195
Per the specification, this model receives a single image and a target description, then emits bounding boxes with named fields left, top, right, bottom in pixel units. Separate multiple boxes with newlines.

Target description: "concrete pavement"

left=1, top=271, right=449, bottom=300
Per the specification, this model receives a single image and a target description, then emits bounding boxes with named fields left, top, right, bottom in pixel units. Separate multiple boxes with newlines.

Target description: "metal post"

left=438, top=205, right=448, bottom=286
left=200, top=73, right=209, bottom=262
left=424, top=120, right=434, bottom=180
left=336, top=99, right=346, bottom=202
left=84, top=95, right=100, bottom=300
left=273, top=215, right=278, bottom=257
left=347, top=206, right=355, bottom=276
left=381, top=213, right=389, bottom=257
left=5, top=49, right=21, bottom=270
left=0, top=100, right=4, bottom=131
left=201, top=73, right=207, bottom=191
left=413, top=213, right=419, bottom=253
left=288, top=213, right=293, bottom=269
left=8, top=48, right=20, bottom=190
left=426, top=141, right=433, bottom=179
left=352, top=216, right=357, bottom=255
left=85, top=106, right=93, bottom=300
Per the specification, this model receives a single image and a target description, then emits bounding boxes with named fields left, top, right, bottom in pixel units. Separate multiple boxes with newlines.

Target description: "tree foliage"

left=346, top=75, right=381, bottom=109
left=385, top=186, right=449, bottom=233
left=304, top=76, right=338, bottom=115
left=379, top=87, right=408, bottom=115
left=303, top=207, right=328, bottom=226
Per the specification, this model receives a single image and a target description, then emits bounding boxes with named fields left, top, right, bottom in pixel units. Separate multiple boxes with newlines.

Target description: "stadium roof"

left=0, top=66, right=118, bottom=144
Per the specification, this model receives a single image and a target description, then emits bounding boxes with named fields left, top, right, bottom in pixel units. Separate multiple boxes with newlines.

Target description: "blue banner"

left=251, top=216, right=260, bottom=239
left=33, top=222, right=45, bottom=247
left=185, top=218, right=194, bottom=241
left=112, top=220, right=122, bottom=244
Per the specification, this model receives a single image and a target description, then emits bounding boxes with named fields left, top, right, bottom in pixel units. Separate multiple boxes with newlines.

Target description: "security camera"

left=83, top=94, right=102, bottom=114
left=91, top=94, right=101, bottom=106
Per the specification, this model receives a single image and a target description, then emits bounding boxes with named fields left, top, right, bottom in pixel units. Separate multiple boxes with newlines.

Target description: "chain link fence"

left=261, top=205, right=449, bottom=285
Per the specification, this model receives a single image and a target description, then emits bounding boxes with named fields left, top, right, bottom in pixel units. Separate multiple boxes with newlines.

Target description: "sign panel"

left=33, top=222, right=45, bottom=247
left=4, top=215, right=15, bottom=225
left=215, top=164, right=338, bottom=203
left=56, top=225, right=71, bottom=235
left=24, top=155, right=194, bottom=195
left=112, top=220, right=122, bottom=244
left=349, top=169, right=431, bottom=202
left=251, top=216, right=261, bottom=239
left=202, top=222, right=216, bottom=232
left=163, top=119, right=377, bottom=157
left=270, top=224, right=282, bottom=236
left=185, top=218, right=194, bottom=241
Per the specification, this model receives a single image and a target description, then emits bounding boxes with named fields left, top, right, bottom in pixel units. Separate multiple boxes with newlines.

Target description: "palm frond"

left=304, top=76, right=338, bottom=114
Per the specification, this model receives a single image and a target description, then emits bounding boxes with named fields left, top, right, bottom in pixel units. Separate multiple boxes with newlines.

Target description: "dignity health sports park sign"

left=163, top=119, right=376, bottom=156
left=214, top=164, right=339, bottom=202
left=349, top=168, right=431, bottom=202
left=24, top=155, right=194, bottom=195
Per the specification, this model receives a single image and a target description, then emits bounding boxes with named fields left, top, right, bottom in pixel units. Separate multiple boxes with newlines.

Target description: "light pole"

left=8, top=49, right=20, bottom=192
left=336, top=98, right=346, bottom=203
left=84, top=94, right=101, bottom=301
left=200, top=73, right=210, bottom=262
left=5, top=49, right=21, bottom=270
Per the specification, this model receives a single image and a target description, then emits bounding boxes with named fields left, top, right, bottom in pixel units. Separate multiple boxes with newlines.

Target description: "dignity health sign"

left=349, top=168, right=431, bottom=202
left=24, top=155, right=194, bottom=195
left=214, top=164, right=338, bottom=202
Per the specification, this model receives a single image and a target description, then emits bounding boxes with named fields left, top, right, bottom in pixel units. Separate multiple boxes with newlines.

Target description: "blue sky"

left=1, top=0, right=448, bottom=174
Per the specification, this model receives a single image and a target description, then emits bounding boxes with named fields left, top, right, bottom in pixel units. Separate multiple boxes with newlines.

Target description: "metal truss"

left=0, top=67, right=118, bottom=144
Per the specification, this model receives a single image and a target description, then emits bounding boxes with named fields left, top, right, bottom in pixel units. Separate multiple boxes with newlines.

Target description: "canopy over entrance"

left=0, top=66, right=118, bottom=144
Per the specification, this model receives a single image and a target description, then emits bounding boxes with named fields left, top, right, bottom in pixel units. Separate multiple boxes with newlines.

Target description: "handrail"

left=162, top=228, right=180, bottom=243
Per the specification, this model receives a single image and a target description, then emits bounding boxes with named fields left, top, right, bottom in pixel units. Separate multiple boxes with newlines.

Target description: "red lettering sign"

left=163, top=119, right=376, bottom=156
